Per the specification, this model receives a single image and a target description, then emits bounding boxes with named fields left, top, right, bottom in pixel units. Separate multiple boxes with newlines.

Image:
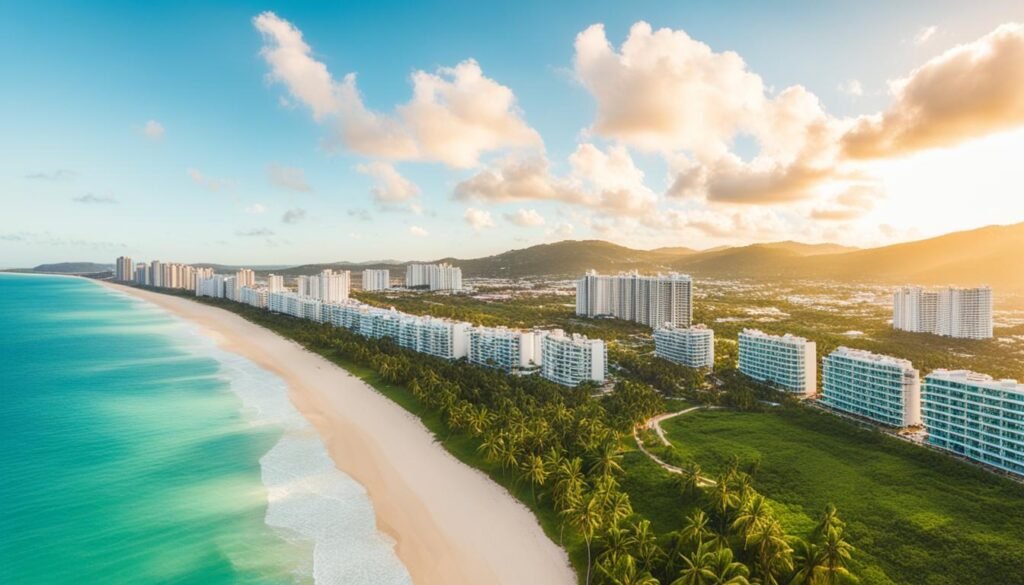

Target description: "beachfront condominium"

left=362, top=269, right=390, bottom=291
left=575, top=270, right=693, bottom=329
left=654, top=324, right=715, bottom=370
left=737, top=329, right=817, bottom=396
left=115, top=256, right=133, bottom=281
left=467, top=326, right=546, bottom=373
left=324, top=301, right=469, bottom=360
left=234, top=268, right=256, bottom=298
left=268, top=291, right=326, bottom=323
left=540, top=329, right=606, bottom=387
left=266, top=274, right=284, bottom=293
left=405, top=263, right=463, bottom=291
left=893, top=286, right=993, bottom=339
left=239, top=286, right=268, bottom=309
left=298, top=269, right=351, bottom=303
left=129, top=260, right=202, bottom=291
left=922, top=369, right=1024, bottom=477
left=821, top=347, right=921, bottom=427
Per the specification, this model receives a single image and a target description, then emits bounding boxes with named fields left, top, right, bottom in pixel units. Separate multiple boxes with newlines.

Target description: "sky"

left=2, top=0, right=1024, bottom=266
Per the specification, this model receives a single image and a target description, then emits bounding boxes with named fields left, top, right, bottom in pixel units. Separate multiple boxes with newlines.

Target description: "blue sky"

left=3, top=0, right=1024, bottom=266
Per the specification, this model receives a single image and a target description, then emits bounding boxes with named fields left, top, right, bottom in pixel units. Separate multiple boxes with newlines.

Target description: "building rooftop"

left=828, top=346, right=916, bottom=370
left=740, top=328, right=813, bottom=345
left=926, top=369, right=1023, bottom=392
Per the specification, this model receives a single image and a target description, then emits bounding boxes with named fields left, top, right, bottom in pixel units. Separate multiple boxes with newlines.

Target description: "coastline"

left=97, top=280, right=575, bottom=585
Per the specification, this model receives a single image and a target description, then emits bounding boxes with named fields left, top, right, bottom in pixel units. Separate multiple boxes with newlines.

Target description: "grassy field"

left=658, top=406, right=1024, bottom=585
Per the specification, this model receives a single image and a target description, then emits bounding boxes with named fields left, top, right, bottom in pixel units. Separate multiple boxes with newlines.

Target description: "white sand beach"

left=101, top=281, right=574, bottom=585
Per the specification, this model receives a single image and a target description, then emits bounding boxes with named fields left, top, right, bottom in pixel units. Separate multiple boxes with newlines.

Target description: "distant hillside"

left=753, top=241, right=859, bottom=256
left=32, top=262, right=113, bottom=274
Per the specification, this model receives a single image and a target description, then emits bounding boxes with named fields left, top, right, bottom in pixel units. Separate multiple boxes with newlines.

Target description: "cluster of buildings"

left=893, top=286, right=993, bottom=339
left=576, top=270, right=693, bottom=328
left=727, top=327, right=1022, bottom=477
left=405, top=263, right=462, bottom=291
left=115, top=256, right=211, bottom=291
left=361, top=269, right=390, bottom=291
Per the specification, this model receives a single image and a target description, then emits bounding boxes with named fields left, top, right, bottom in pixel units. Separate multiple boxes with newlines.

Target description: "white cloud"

left=914, top=25, right=938, bottom=46
left=254, top=11, right=541, bottom=168
left=355, top=162, right=420, bottom=204
left=267, top=163, right=312, bottom=192
left=188, top=168, right=234, bottom=192
left=547, top=222, right=574, bottom=239
left=72, top=193, right=117, bottom=204
left=245, top=203, right=267, bottom=214
left=838, top=79, right=863, bottom=97
left=463, top=207, right=495, bottom=231
left=143, top=120, right=165, bottom=141
left=281, top=208, right=306, bottom=224
left=409, top=225, right=429, bottom=237
left=237, top=228, right=275, bottom=237
left=503, top=208, right=546, bottom=227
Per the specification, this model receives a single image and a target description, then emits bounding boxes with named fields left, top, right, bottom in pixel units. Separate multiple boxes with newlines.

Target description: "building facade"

left=405, top=263, right=463, bottom=291
left=115, top=256, right=133, bottom=281
left=361, top=269, right=390, bottom=291
left=893, top=286, right=993, bottom=339
left=737, top=329, right=816, bottom=396
left=922, top=369, right=1024, bottom=477
left=467, top=326, right=546, bottom=373
left=654, top=324, right=714, bottom=370
left=821, top=347, right=921, bottom=427
left=540, top=329, right=606, bottom=387
left=298, top=269, right=351, bottom=303
left=575, top=270, right=693, bottom=329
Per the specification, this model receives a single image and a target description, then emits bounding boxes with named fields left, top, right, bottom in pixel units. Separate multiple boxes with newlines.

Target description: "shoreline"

left=98, top=281, right=574, bottom=585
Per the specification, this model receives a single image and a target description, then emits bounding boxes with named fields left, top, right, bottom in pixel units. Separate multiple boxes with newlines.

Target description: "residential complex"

left=893, top=286, right=993, bottom=339
left=298, top=269, right=351, bottom=303
left=821, top=347, right=921, bottom=427
left=737, top=329, right=816, bottom=396
left=654, top=324, right=714, bottom=370
left=362, top=269, right=390, bottom=291
left=467, top=326, right=546, bottom=373
left=922, top=369, right=1024, bottom=476
left=575, top=270, right=693, bottom=329
left=123, top=259, right=206, bottom=292
left=405, top=263, right=463, bottom=291
left=115, top=256, right=134, bottom=281
left=541, top=329, right=607, bottom=387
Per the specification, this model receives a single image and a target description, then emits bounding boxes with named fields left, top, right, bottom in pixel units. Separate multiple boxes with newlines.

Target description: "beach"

left=99, top=281, right=575, bottom=585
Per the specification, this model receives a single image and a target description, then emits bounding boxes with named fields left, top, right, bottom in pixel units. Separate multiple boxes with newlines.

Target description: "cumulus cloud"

left=356, top=162, right=420, bottom=205
left=237, top=228, right=275, bottom=237
left=73, top=193, right=117, bottom=204
left=463, top=207, right=495, bottom=231
left=838, top=79, right=864, bottom=97
left=254, top=11, right=541, bottom=168
left=267, top=163, right=312, bottom=192
left=143, top=120, right=165, bottom=141
left=188, top=168, right=234, bottom=192
left=409, top=225, right=429, bottom=237
left=842, top=23, right=1024, bottom=158
left=281, top=208, right=306, bottom=224
left=914, top=25, right=938, bottom=46
left=503, top=208, right=546, bottom=227
left=810, top=184, right=882, bottom=221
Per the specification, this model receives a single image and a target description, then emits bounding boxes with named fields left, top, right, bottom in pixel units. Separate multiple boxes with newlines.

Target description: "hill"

left=32, top=262, right=113, bottom=274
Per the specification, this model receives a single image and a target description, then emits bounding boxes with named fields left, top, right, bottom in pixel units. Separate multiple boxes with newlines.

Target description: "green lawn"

left=659, top=406, right=1024, bottom=585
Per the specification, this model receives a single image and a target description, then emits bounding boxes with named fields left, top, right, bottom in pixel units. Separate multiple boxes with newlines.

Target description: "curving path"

left=633, top=405, right=717, bottom=488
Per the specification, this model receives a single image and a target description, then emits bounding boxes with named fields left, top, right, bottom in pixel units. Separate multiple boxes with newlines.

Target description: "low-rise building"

left=737, top=329, right=816, bottom=396
left=821, top=347, right=921, bottom=427
left=922, top=369, right=1024, bottom=477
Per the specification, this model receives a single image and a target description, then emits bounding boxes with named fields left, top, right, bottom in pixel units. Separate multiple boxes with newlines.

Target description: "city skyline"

left=4, top=0, right=1024, bottom=266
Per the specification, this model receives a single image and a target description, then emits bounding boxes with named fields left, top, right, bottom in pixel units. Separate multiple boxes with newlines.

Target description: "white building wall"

left=737, top=329, right=816, bottom=396
left=821, top=347, right=921, bottom=427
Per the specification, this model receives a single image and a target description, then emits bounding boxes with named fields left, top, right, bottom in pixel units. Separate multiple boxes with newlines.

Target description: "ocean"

left=0, top=274, right=412, bottom=585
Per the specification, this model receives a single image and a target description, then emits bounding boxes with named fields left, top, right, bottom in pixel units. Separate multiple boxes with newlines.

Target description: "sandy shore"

left=99, top=282, right=574, bottom=585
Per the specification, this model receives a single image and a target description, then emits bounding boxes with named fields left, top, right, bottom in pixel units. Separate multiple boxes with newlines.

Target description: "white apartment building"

left=234, top=268, right=256, bottom=298
left=298, top=269, right=351, bottom=303
left=922, top=369, right=1024, bottom=477
left=737, top=329, right=816, bottom=396
left=405, top=263, right=463, bottom=291
left=397, top=315, right=469, bottom=360
left=541, top=329, right=606, bottom=387
left=821, top=347, right=921, bottom=427
left=893, top=286, right=993, bottom=339
left=133, top=263, right=149, bottom=285
left=196, top=275, right=229, bottom=299
left=239, top=286, right=268, bottom=309
left=268, top=291, right=325, bottom=322
left=266, top=274, right=285, bottom=293
left=115, top=256, right=133, bottom=281
left=575, top=270, right=693, bottom=329
left=467, top=326, right=546, bottom=373
left=654, top=324, right=715, bottom=370
left=362, top=269, right=390, bottom=291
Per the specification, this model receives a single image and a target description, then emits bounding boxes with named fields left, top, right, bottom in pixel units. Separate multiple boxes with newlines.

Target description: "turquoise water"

left=0, top=274, right=411, bottom=584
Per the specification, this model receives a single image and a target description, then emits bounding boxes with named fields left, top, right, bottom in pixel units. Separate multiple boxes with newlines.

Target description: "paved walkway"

left=633, top=405, right=717, bottom=488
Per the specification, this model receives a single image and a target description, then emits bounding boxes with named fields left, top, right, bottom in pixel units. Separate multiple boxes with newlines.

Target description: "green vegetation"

left=658, top=406, right=1024, bottom=585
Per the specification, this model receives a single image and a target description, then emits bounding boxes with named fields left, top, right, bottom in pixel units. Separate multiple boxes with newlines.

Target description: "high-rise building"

left=114, top=256, right=134, bottom=281
left=298, top=269, right=351, bottom=303
left=540, top=329, right=606, bottom=387
left=654, top=324, right=714, bottom=370
left=737, top=329, right=816, bottom=396
left=239, top=286, right=268, bottom=309
left=405, top=263, right=462, bottom=291
left=234, top=268, right=256, bottom=298
left=467, top=326, right=546, bottom=373
left=266, top=274, right=284, bottom=293
left=922, top=369, right=1024, bottom=477
left=821, top=347, right=921, bottom=427
left=133, top=263, right=149, bottom=285
left=362, top=269, right=390, bottom=291
left=575, top=270, right=693, bottom=329
left=268, top=291, right=326, bottom=322
left=196, top=275, right=228, bottom=299
left=893, top=286, right=992, bottom=339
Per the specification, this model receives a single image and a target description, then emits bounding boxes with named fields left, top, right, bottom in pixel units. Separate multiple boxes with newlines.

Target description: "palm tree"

left=680, top=509, right=713, bottom=548
left=704, top=546, right=751, bottom=584
left=590, top=441, right=625, bottom=479
left=628, top=519, right=664, bottom=572
left=477, top=432, right=503, bottom=464
left=788, top=538, right=824, bottom=585
left=599, top=555, right=660, bottom=585
left=596, top=523, right=634, bottom=568
left=605, top=491, right=634, bottom=528
left=709, top=474, right=741, bottom=519
left=817, top=527, right=854, bottom=585
left=565, top=493, right=604, bottom=585
left=519, top=453, right=548, bottom=504
left=674, top=460, right=703, bottom=497
left=812, top=505, right=844, bottom=541
left=671, top=541, right=717, bottom=585
left=747, top=518, right=793, bottom=585
left=731, top=493, right=772, bottom=545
